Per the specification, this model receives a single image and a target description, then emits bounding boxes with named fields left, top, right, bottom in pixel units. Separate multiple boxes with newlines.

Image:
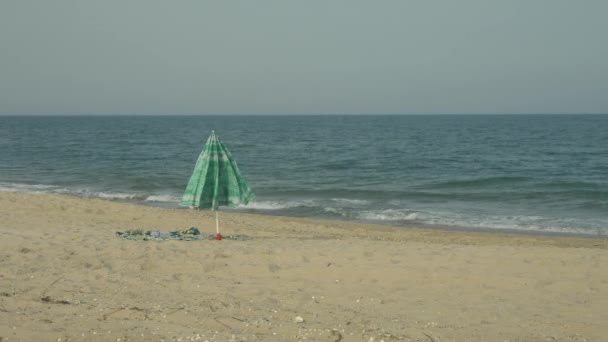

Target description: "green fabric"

left=180, top=130, right=255, bottom=210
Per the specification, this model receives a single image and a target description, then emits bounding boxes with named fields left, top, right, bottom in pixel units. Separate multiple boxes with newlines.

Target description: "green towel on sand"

left=115, top=227, right=249, bottom=241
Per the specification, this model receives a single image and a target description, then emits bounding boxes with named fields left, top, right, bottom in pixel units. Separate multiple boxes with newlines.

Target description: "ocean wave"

left=0, top=182, right=65, bottom=193
left=327, top=205, right=607, bottom=236
left=96, top=192, right=140, bottom=200
left=357, top=209, right=419, bottom=221
left=423, top=176, right=531, bottom=189
left=145, top=194, right=181, bottom=202
left=330, top=198, right=371, bottom=205
left=415, top=211, right=607, bottom=236
left=240, top=200, right=315, bottom=210
left=2, top=181, right=605, bottom=237
left=323, top=206, right=352, bottom=217
left=0, top=181, right=179, bottom=203
left=536, top=180, right=603, bottom=189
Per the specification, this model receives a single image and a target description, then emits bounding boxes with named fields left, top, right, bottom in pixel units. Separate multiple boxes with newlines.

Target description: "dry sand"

left=0, top=192, right=607, bottom=341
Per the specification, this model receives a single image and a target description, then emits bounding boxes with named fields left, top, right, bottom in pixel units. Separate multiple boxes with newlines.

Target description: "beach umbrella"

left=180, top=130, right=255, bottom=240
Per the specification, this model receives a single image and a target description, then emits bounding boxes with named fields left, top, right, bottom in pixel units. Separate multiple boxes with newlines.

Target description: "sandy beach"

left=0, top=192, right=607, bottom=341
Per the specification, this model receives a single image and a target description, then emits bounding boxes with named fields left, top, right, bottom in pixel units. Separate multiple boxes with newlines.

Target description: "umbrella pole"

left=215, top=210, right=221, bottom=240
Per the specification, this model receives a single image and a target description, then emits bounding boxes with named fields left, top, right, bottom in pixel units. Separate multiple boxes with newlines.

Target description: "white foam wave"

left=323, top=206, right=350, bottom=217
left=0, top=182, right=144, bottom=201
left=96, top=192, right=139, bottom=200
left=350, top=208, right=606, bottom=236
left=330, top=198, right=371, bottom=205
left=145, top=194, right=181, bottom=202
left=408, top=211, right=607, bottom=236
left=2, top=181, right=604, bottom=236
left=357, top=209, right=419, bottom=221
left=0, top=182, right=64, bottom=193
left=241, top=200, right=314, bottom=210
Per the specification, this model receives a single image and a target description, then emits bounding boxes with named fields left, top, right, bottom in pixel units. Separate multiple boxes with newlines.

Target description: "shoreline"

left=3, top=188, right=606, bottom=241
left=1, top=192, right=607, bottom=340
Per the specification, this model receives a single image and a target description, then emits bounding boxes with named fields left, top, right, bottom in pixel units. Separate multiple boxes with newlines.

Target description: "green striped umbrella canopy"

left=181, top=130, right=255, bottom=238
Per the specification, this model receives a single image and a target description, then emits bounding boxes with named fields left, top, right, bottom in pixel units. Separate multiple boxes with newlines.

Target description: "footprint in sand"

left=268, top=263, right=281, bottom=273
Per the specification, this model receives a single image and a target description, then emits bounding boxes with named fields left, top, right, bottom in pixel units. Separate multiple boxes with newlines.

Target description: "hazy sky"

left=1, top=1, right=607, bottom=115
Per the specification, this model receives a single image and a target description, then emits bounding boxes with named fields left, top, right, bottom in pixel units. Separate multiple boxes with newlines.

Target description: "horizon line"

left=1, top=113, right=607, bottom=117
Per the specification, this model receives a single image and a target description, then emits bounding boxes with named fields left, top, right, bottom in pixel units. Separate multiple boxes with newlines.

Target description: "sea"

left=1, top=115, right=607, bottom=237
